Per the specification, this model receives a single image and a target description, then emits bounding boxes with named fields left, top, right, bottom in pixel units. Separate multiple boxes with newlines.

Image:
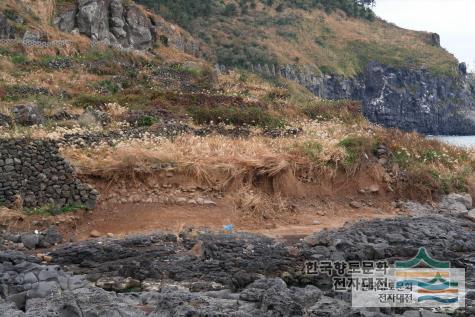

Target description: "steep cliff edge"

left=228, top=62, right=475, bottom=135
left=363, top=62, right=475, bottom=135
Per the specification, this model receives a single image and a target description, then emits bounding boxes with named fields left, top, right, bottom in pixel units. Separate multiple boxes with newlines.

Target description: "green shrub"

left=96, top=80, right=122, bottom=94
left=188, top=105, right=284, bottom=129
left=138, top=115, right=157, bottom=127
left=338, top=136, right=373, bottom=167
left=11, top=54, right=28, bottom=65
left=72, top=94, right=113, bottom=108
left=298, top=141, right=322, bottom=162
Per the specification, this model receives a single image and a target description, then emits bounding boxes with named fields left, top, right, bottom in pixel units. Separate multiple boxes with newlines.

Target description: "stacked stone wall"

left=0, top=139, right=97, bottom=209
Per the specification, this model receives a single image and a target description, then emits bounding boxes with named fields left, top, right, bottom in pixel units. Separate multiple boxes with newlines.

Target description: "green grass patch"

left=297, top=141, right=322, bottom=162
left=72, top=94, right=114, bottom=108
left=338, top=136, right=374, bottom=168
left=138, top=115, right=158, bottom=127
left=11, top=54, right=28, bottom=65
left=188, top=105, right=285, bottom=129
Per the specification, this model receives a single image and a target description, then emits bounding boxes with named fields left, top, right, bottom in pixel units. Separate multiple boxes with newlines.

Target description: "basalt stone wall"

left=0, top=139, right=97, bottom=208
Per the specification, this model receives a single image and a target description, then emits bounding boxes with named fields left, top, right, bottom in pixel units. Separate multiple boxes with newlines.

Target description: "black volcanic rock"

left=1, top=215, right=474, bottom=316
left=362, top=62, right=475, bottom=135
left=0, top=13, right=15, bottom=39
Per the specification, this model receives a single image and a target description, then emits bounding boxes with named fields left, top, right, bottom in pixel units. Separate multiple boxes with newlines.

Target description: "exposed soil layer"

left=71, top=201, right=401, bottom=241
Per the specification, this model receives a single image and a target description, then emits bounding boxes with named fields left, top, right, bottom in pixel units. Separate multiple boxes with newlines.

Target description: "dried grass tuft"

left=231, top=186, right=294, bottom=220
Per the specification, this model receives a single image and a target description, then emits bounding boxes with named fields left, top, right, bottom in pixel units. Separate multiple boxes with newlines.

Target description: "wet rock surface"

left=1, top=215, right=473, bottom=316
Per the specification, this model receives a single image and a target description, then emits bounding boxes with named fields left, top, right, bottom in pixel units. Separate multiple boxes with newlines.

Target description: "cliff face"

left=362, top=62, right=475, bottom=135
left=243, top=63, right=475, bottom=135
left=54, top=0, right=204, bottom=56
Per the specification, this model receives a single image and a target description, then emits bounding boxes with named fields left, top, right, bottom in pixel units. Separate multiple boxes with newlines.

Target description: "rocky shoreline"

left=1, top=214, right=474, bottom=316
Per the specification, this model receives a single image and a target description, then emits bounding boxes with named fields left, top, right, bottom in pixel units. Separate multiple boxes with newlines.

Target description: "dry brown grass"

left=196, top=4, right=457, bottom=76
left=59, top=120, right=363, bottom=194
left=59, top=117, right=475, bottom=204
left=231, top=186, right=294, bottom=221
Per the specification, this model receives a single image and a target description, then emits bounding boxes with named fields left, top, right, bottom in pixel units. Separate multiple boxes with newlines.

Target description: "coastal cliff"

left=362, top=62, right=475, bottom=135
left=241, top=62, right=475, bottom=135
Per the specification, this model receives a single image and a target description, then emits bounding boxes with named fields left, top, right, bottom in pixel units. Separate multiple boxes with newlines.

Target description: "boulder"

left=22, top=30, right=45, bottom=42
left=11, top=103, right=44, bottom=126
left=368, top=184, right=380, bottom=193
left=439, top=193, right=472, bottom=214
left=76, top=0, right=109, bottom=41
left=43, top=226, right=63, bottom=245
left=350, top=201, right=363, bottom=209
left=21, top=233, right=39, bottom=250
left=466, top=209, right=475, bottom=222
left=54, top=10, right=77, bottom=33
left=0, top=113, right=12, bottom=127
left=124, top=6, right=153, bottom=50
left=430, top=32, right=441, bottom=47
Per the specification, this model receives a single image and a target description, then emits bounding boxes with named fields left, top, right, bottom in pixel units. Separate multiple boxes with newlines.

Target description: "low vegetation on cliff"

left=136, top=0, right=458, bottom=76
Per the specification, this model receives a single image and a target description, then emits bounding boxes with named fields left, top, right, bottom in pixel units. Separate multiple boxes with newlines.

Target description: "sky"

left=373, top=0, right=475, bottom=71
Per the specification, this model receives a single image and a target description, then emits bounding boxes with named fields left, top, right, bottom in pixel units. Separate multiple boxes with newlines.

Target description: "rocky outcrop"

left=10, top=104, right=44, bottom=126
left=363, top=62, right=475, bottom=135
left=1, top=214, right=473, bottom=316
left=54, top=0, right=205, bottom=55
left=0, top=13, right=15, bottom=39
left=55, top=0, right=153, bottom=50
left=0, top=139, right=98, bottom=208
left=241, top=62, right=475, bottom=135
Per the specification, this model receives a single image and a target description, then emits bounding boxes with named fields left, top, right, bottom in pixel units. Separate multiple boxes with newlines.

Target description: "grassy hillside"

left=0, top=0, right=473, bottom=209
left=136, top=0, right=459, bottom=77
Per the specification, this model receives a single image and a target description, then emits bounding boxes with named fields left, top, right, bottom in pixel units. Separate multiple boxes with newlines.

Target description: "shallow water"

left=430, top=135, right=475, bottom=148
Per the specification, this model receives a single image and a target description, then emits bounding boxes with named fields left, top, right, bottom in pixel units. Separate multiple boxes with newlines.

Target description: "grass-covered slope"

left=136, top=0, right=459, bottom=77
